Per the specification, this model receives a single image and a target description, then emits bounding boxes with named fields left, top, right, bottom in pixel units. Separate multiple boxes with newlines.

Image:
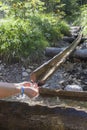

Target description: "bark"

left=45, top=47, right=65, bottom=57
left=73, top=49, right=87, bottom=59
left=63, top=37, right=75, bottom=42
left=62, top=37, right=87, bottom=43
left=45, top=47, right=87, bottom=59
left=0, top=100, right=87, bottom=130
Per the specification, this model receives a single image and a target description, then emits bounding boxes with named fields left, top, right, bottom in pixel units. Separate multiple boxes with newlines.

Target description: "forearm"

left=0, top=82, right=20, bottom=98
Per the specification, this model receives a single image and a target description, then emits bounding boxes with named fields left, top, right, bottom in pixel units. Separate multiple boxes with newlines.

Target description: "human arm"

left=0, top=82, right=39, bottom=98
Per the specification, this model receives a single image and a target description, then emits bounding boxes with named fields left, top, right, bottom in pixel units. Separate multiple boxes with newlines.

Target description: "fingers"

left=22, top=82, right=39, bottom=89
left=25, top=87, right=39, bottom=98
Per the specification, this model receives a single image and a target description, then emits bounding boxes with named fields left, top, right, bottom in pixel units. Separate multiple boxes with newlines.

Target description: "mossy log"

left=0, top=100, right=87, bottom=130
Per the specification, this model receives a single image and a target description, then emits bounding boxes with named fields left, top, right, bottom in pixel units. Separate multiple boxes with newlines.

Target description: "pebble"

left=26, top=69, right=31, bottom=73
left=42, top=84, right=49, bottom=88
left=64, top=85, right=83, bottom=92
left=0, top=64, right=4, bottom=70
left=0, top=67, right=2, bottom=71
left=29, top=66, right=34, bottom=69
left=22, top=71, right=29, bottom=77
left=22, top=67, right=26, bottom=71
left=0, top=73, right=2, bottom=76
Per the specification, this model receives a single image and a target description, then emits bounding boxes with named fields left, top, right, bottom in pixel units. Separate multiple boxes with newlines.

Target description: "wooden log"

left=73, top=49, right=87, bottom=59
left=45, top=47, right=65, bottom=57
left=0, top=100, right=87, bottom=130
left=45, top=47, right=87, bottom=59
left=39, top=87, right=87, bottom=101
left=30, top=32, right=82, bottom=85
left=63, top=36, right=75, bottom=42
left=62, top=37, right=87, bottom=43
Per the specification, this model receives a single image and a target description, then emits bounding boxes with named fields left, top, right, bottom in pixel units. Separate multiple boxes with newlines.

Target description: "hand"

left=18, top=81, right=39, bottom=98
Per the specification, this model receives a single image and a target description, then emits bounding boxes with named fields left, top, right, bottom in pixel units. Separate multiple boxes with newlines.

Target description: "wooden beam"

left=39, top=87, right=87, bottom=101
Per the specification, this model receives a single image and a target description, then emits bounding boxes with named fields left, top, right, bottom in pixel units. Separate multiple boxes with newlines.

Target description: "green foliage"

left=60, top=0, right=80, bottom=21
left=56, top=20, right=70, bottom=36
left=42, top=0, right=65, bottom=18
left=77, top=0, right=87, bottom=5
left=0, top=0, right=70, bottom=63
left=74, top=4, right=87, bottom=36
left=77, top=4, right=87, bottom=36
left=42, top=0, right=60, bottom=12
left=6, top=0, right=45, bottom=18
left=30, top=14, right=62, bottom=41
left=0, top=18, right=48, bottom=62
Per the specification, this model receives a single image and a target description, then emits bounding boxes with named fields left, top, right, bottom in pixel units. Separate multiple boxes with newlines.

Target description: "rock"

left=42, top=84, right=49, bottom=88
left=22, top=72, right=29, bottom=77
left=29, top=66, right=34, bottom=69
left=64, top=85, right=83, bottom=92
left=83, top=85, right=87, bottom=91
left=0, top=64, right=4, bottom=71
left=0, top=67, right=2, bottom=71
left=26, top=69, right=31, bottom=73
left=0, top=64, right=4, bottom=69
left=22, top=67, right=26, bottom=71
left=0, top=73, right=2, bottom=76
left=59, top=80, right=68, bottom=87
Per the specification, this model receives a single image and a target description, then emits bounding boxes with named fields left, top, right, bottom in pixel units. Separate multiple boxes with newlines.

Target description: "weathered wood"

left=45, top=47, right=87, bottom=59
left=0, top=100, right=87, bottom=130
left=62, top=36, right=87, bottom=43
left=73, top=49, right=87, bottom=59
left=63, top=36, right=75, bottom=42
left=45, top=47, right=65, bottom=57
left=39, top=87, right=87, bottom=101
left=30, top=32, right=82, bottom=85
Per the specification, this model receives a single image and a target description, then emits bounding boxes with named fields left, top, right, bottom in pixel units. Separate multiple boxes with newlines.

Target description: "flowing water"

left=4, top=93, right=87, bottom=111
